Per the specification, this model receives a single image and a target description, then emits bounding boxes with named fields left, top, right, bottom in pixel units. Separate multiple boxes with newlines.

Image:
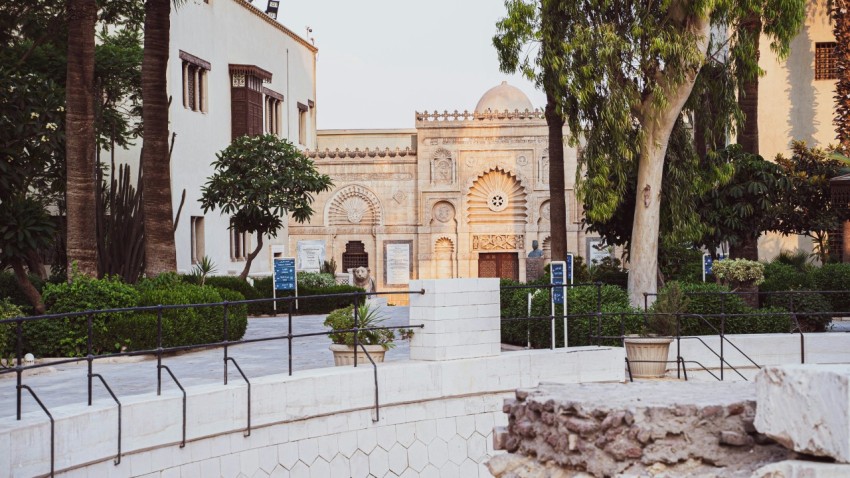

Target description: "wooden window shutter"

left=229, top=64, right=273, bottom=139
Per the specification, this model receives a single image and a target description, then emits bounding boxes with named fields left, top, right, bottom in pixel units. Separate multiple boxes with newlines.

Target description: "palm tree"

left=141, top=0, right=177, bottom=275
left=832, top=0, right=850, bottom=153
left=65, top=0, right=99, bottom=276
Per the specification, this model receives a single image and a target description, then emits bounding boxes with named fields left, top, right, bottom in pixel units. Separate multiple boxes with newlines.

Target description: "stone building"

left=289, top=82, right=587, bottom=291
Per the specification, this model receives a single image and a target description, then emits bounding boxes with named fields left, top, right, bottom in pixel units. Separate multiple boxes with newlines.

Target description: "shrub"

left=129, top=282, right=239, bottom=349
left=761, top=262, right=813, bottom=295
left=298, top=272, right=336, bottom=289
left=0, top=299, right=23, bottom=359
left=764, top=291, right=832, bottom=332
left=712, top=259, right=765, bottom=287
left=500, top=282, right=634, bottom=348
left=0, top=271, right=46, bottom=313
left=202, top=276, right=264, bottom=316
left=253, top=276, right=364, bottom=315
left=28, top=274, right=140, bottom=357
left=811, top=263, right=850, bottom=313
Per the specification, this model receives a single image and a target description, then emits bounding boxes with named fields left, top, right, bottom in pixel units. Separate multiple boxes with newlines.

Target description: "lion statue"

left=352, top=266, right=376, bottom=293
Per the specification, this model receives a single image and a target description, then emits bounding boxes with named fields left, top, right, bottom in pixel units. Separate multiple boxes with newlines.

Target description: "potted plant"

left=323, top=302, right=412, bottom=366
left=624, top=283, right=684, bottom=378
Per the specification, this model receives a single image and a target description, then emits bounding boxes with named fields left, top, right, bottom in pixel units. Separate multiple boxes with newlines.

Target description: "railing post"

left=223, top=301, right=229, bottom=385
left=16, top=318, right=22, bottom=421
left=720, top=295, right=726, bottom=381
left=596, top=282, right=602, bottom=346
left=676, top=312, right=681, bottom=380
left=288, top=299, right=293, bottom=376
left=87, top=313, right=93, bottom=406
left=353, top=293, right=360, bottom=368
left=156, top=306, right=163, bottom=395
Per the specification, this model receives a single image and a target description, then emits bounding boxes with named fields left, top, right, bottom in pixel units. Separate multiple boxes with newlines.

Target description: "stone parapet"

left=755, top=364, right=850, bottom=463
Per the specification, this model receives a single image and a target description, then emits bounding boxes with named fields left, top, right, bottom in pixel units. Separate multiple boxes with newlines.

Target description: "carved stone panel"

left=431, top=148, right=455, bottom=185
left=539, top=148, right=549, bottom=185
left=472, top=234, right=525, bottom=251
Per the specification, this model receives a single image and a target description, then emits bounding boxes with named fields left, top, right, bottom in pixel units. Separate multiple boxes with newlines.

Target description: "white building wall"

left=111, top=0, right=318, bottom=276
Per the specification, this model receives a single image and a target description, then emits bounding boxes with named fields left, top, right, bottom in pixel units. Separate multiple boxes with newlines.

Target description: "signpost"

left=702, top=252, right=728, bottom=282
left=273, top=257, right=297, bottom=312
left=550, top=260, right=569, bottom=349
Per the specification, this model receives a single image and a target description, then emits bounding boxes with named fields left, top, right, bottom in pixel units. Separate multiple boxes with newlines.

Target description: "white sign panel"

left=296, top=240, right=325, bottom=273
left=587, top=238, right=614, bottom=265
left=386, top=243, right=411, bottom=285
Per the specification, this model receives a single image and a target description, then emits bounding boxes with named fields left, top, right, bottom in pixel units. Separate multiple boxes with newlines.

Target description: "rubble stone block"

left=755, top=365, right=850, bottom=462
left=752, top=460, right=850, bottom=478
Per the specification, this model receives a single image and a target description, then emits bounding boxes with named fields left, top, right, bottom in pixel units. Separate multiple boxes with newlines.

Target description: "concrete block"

left=755, top=365, right=850, bottom=462
left=752, top=460, right=850, bottom=477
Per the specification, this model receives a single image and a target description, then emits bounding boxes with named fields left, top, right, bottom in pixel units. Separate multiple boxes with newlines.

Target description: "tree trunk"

left=11, top=260, right=45, bottom=315
left=738, top=15, right=761, bottom=155
left=731, top=235, right=759, bottom=261
left=65, top=0, right=98, bottom=277
left=628, top=16, right=711, bottom=307
left=832, top=1, right=850, bottom=153
left=545, top=94, right=568, bottom=261
left=240, top=234, right=264, bottom=281
left=141, top=0, right=177, bottom=276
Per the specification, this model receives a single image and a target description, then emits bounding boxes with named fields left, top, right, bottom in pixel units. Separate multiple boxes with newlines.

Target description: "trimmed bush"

left=0, top=299, right=23, bottom=358
left=27, top=274, right=141, bottom=357
left=202, top=276, right=264, bottom=317
left=811, top=263, right=850, bottom=313
left=500, top=282, right=635, bottom=348
left=253, top=276, right=364, bottom=315
left=764, top=291, right=832, bottom=332
left=297, top=272, right=337, bottom=289
left=761, top=262, right=813, bottom=295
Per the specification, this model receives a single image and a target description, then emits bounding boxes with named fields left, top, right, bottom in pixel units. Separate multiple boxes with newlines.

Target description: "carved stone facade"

left=289, top=82, right=587, bottom=293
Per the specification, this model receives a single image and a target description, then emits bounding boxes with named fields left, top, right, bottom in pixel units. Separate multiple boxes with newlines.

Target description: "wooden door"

left=478, top=252, right=518, bottom=280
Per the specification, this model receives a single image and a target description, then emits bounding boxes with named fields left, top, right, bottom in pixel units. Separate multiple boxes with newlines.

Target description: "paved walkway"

left=0, top=305, right=411, bottom=419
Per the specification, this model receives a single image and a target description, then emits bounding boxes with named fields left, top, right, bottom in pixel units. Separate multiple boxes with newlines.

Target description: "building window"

left=180, top=51, right=211, bottom=112
left=230, top=64, right=273, bottom=139
left=230, top=227, right=250, bottom=261
left=264, top=88, right=283, bottom=135
left=342, top=241, right=369, bottom=272
left=190, top=216, right=205, bottom=264
left=298, top=102, right=308, bottom=145
left=816, top=42, right=838, bottom=80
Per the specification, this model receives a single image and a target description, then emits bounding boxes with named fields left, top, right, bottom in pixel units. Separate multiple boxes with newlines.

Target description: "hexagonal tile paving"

left=278, top=443, right=299, bottom=470
left=298, top=438, right=319, bottom=465
left=459, top=458, right=479, bottom=478
left=407, top=440, right=428, bottom=472
left=357, top=428, right=378, bottom=454
left=415, top=421, right=437, bottom=445
left=447, top=435, right=467, bottom=465
left=317, top=435, right=338, bottom=461
left=329, top=454, right=349, bottom=477
left=435, top=418, right=456, bottom=441
left=338, top=431, right=358, bottom=458
left=427, top=438, right=448, bottom=468
left=419, top=464, right=440, bottom=478
left=388, top=443, right=408, bottom=475
left=308, top=458, right=329, bottom=478
left=376, top=425, right=397, bottom=451
left=456, top=416, right=475, bottom=439
left=467, top=433, right=487, bottom=463
left=474, top=413, right=494, bottom=436
left=396, top=423, right=416, bottom=448
left=350, top=449, right=370, bottom=478
left=289, top=461, right=309, bottom=478
left=368, top=446, right=390, bottom=477
left=438, top=460, right=460, bottom=478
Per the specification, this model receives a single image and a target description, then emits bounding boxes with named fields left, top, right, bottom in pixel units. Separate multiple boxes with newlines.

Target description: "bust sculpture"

left=352, top=266, right=376, bottom=293
left=528, top=239, right=543, bottom=258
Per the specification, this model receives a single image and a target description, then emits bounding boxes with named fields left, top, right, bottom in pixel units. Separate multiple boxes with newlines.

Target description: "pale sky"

left=269, top=0, right=547, bottom=130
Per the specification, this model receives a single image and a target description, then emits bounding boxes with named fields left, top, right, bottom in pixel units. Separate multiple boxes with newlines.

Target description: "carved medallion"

left=434, top=202, right=454, bottom=223
left=517, top=155, right=528, bottom=166
left=472, top=234, right=524, bottom=251
left=488, top=191, right=509, bottom=212
left=393, top=190, right=406, bottom=204
left=343, top=197, right=368, bottom=224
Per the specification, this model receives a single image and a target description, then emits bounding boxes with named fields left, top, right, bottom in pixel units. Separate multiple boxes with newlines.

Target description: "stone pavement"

left=0, top=305, right=411, bottom=419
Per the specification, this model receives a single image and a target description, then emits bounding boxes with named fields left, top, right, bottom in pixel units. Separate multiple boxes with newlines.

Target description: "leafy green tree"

left=773, top=141, right=850, bottom=263
left=494, top=0, right=569, bottom=261
left=831, top=0, right=850, bottom=153
left=529, top=0, right=804, bottom=306
left=697, top=145, right=788, bottom=259
left=200, top=135, right=333, bottom=280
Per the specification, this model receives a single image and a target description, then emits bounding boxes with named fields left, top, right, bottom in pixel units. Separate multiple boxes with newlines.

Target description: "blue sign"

left=551, top=261, right=565, bottom=305
left=702, top=253, right=727, bottom=281
left=274, top=257, right=296, bottom=291
left=566, top=254, right=574, bottom=284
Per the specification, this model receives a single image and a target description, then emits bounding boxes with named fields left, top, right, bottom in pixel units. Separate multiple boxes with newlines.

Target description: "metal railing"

left=500, top=284, right=850, bottom=383
left=1, top=289, right=424, bottom=477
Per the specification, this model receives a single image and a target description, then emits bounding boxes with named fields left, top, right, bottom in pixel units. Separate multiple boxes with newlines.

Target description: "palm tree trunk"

left=738, top=15, right=761, bottom=155
left=141, top=0, right=177, bottom=275
left=832, top=0, right=850, bottom=153
left=545, top=94, right=567, bottom=262
left=65, top=0, right=98, bottom=276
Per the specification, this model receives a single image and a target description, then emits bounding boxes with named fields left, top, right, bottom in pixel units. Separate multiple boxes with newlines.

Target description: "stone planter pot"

left=624, top=337, right=673, bottom=378
left=329, top=344, right=387, bottom=366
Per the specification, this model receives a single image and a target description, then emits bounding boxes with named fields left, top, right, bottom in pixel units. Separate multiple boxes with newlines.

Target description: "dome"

left=474, top=81, right=534, bottom=113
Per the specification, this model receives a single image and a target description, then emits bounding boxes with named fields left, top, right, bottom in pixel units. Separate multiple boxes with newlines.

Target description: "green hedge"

left=197, top=275, right=265, bottom=317
left=252, top=276, right=364, bottom=315
left=0, top=299, right=23, bottom=358
left=19, top=273, right=248, bottom=357
left=811, top=263, right=850, bottom=313
left=500, top=281, right=637, bottom=348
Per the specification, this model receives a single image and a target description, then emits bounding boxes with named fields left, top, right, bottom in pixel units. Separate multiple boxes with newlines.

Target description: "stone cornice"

left=306, top=147, right=417, bottom=159
left=415, top=109, right=545, bottom=125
